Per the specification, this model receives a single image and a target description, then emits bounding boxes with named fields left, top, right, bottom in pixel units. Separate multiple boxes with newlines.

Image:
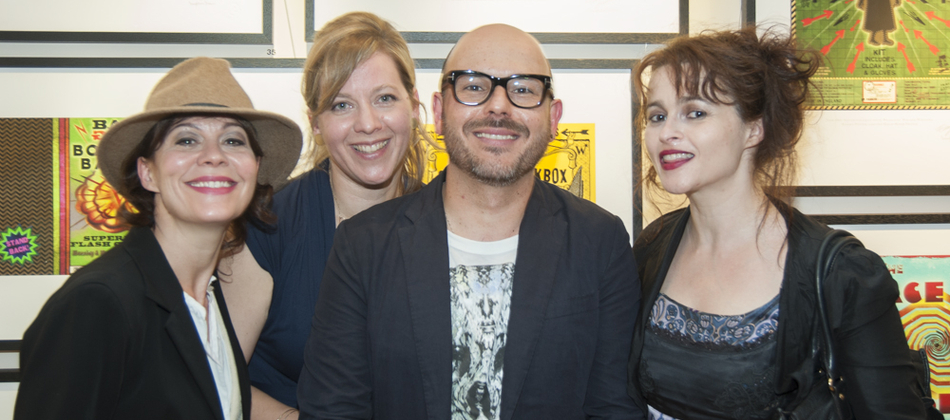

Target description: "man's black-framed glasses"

left=443, top=70, right=553, bottom=109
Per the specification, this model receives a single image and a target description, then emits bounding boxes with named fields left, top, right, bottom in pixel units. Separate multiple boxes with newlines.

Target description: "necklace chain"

left=328, top=167, right=347, bottom=224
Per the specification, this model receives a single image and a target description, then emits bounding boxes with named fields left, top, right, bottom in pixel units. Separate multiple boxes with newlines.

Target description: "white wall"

left=2, top=0, right=948, bottom=418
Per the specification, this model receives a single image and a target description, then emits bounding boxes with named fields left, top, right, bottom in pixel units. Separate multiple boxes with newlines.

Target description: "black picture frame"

left=0, top=340, right=19, bottom=383
left=305, top=0, right=688, bottom=44
left=0, top=0, right=272, bottom=45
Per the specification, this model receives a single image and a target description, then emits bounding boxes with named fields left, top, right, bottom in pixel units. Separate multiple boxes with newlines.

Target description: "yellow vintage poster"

left=422, top=123, right=596, bottom=202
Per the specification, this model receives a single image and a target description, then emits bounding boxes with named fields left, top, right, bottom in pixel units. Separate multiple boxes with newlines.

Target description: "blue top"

left=244, top=166, right=336, bottom=408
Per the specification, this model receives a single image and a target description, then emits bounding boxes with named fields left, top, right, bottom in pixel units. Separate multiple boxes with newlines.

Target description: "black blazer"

left=628, top=204, right=927, bottom=420
left=298, top=172, right=644, bottom=420
left=14, top=227, right=251, bottom=420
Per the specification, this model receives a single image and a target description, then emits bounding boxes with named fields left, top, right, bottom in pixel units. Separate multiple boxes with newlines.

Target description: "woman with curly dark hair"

left=627, top=27, right=928, bottom=419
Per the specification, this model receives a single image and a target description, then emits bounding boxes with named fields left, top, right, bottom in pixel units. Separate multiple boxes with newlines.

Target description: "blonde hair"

left=301, top=11, right=428, bottom=193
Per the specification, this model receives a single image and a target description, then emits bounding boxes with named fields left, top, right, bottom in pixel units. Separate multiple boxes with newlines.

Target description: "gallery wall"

left=1, top=0, right=948, bottom=418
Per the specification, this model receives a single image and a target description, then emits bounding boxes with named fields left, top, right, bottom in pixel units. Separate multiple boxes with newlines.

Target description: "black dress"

left=638, top=293, right=780, bottom=420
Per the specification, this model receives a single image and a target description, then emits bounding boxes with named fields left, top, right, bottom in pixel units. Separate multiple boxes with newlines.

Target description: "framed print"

left=306, top=0, right=687, bottom=44
left=0, top=61, right=309, bottom=275
left=885, top=255, right=950, bottom=417
left=793, top=0, right=950, bottom=109
left=0, top=0, right=272, bottom=44
left=795, top=194, right=950, bottom=224
left=0, top=57, right=638, bottom=270
left=796, top=110, right=950, bottom=189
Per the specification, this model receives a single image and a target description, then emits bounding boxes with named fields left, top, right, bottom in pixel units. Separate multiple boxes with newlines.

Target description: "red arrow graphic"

left=803, top=10, right=833, bottom=26
left=847, top=43, right=865, bottom=74
left=821, top=30, right=846, bottom=55
left=899, top=20, right=909, bottom=32
left=926, top=11, right=950, bottom=28
left=897, top=42, right=916, bottom=73
left=914, top=30, right=940, bottom=55
left=851, top=19, right=861, bottom=31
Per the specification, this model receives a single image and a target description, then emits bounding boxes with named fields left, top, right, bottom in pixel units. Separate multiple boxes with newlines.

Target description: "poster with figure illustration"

left=422, top=123, right=595, bottom=202
left=883, top=255, right=950, bottom=417
left=794, top=0, right=950, bottom=109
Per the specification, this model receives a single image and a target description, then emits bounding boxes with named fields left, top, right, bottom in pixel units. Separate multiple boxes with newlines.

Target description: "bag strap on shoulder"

left=815, top=229, right=862, bottom=417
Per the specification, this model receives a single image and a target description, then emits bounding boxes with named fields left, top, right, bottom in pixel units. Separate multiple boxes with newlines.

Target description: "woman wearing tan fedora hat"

left=14, top=57, right=302, bottom=420
left=217, top=12, right=430, bottom=420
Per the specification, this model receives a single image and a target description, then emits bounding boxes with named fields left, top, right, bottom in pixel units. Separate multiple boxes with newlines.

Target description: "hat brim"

left=98, top=106, right=303, bottom=194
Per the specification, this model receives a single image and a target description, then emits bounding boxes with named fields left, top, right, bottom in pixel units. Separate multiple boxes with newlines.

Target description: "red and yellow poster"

left=0, top=118, right=130, bottom=275
left=794, top=0, right=950, bottom=109
left=884, top=255, right=950, bottom=417
left=422, top=123, right=596, bottom=202
left=62, top=118, right=129, bottom=273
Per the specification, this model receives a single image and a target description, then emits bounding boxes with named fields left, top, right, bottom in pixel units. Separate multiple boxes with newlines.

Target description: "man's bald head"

left=442, top=24, right=551, bottom=77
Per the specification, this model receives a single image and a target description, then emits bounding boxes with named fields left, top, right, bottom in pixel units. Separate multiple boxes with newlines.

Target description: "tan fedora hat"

left=98, top=57, right=302, bottom=193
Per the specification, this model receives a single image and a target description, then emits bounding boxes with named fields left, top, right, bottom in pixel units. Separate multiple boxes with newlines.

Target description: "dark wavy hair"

left=117, top=114, right=276, bottom=259
left=635, top=26, right=821, bottom=205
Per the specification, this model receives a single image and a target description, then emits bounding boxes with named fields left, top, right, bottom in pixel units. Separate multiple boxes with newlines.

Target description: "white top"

left=447, top=231, right=519, bottom=268
left=183, top=277, right=243, bottom=420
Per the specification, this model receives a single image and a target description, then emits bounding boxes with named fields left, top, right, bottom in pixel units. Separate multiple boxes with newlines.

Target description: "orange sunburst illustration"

left=76, top=176, right=133, bottom=233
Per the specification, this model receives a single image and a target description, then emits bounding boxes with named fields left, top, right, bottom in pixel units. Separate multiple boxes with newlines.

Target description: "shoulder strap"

left=815, top=229, right=862, bottom=418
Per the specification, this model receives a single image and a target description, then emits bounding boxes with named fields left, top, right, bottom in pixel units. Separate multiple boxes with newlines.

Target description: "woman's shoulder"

left=273, top=168, right=332, bottom=207
left=255, top=168, right=335, bottom=238
left=57, top=244, right=146, bottom=302
left=785, top=209, right=898, bottom=309
left=34, top=256, right=138, bottom=335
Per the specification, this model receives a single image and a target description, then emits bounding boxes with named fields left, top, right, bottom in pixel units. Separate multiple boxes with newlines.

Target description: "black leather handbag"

left=778, top=230, right=858, bottom=420
left=780, top=230, right=943, bottom=420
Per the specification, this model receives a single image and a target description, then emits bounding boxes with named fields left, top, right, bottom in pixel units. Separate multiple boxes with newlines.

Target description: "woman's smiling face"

left=314, top=51, right=418, bottom=190
left=138, top=116, right=259, bottom=228
left=643, top=66, right=763, bottom=198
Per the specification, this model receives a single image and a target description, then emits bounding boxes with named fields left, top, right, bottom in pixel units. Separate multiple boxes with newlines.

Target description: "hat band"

left=184, top=103, right=229, bottom=108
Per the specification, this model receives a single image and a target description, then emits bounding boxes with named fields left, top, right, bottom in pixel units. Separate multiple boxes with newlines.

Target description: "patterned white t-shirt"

left=448, top=230, right=518, bottom=420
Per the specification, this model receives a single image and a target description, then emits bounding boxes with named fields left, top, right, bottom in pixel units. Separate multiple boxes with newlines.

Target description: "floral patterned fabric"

left=642, top=293, right=781, bottom=420
left=651, top=293, right=779, bottom=349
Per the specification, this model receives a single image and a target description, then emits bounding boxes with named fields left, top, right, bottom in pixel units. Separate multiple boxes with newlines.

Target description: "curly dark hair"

left=117, top=114, right=276, bottom=258
left=635, top=26, right=821, bottom=204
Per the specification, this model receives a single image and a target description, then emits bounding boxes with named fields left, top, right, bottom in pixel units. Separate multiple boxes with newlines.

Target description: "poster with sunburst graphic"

left=794, top=0, right=950, bottom=109
left=420, top=123, right=595, bottom=202
left=63, top=118, right=130, bottom=273
left=883, top=255, right=950, bottom=417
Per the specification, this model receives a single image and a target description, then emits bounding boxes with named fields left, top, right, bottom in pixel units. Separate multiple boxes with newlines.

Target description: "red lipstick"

left=185, top=176, right=237, bottom=195
left=658, top=150, right=694, bottom=171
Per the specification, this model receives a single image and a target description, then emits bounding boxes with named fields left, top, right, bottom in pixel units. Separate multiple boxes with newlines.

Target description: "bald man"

left=298, top=24, right=643, bottom=420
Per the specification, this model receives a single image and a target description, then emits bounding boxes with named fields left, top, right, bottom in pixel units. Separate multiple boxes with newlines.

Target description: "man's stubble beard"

left=442, top=117, right=550, bottom=188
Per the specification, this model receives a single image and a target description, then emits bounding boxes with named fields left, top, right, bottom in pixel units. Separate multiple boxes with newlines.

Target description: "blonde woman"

left=219, top=12, right=429, bottom=420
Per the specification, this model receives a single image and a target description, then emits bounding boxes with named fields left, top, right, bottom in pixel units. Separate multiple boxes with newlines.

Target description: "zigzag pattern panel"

left=0, top=119, right=54, bottom=275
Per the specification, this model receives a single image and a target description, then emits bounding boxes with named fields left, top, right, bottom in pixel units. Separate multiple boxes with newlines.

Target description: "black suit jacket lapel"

left=400, top=173, right=453, bottom=419
left=500, top=180, right=566, bottom=420
left=128, top=228, right=225, bottom=420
